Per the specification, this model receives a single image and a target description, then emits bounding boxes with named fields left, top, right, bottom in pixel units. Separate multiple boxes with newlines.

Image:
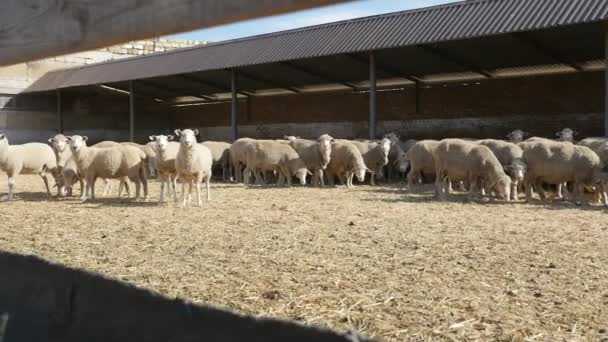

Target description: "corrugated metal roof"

left=25, top=0, right=608, bottom=93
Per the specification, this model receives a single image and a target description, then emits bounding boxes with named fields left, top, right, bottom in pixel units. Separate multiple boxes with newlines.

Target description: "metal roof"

left=24, top=0, right=608, bottom=95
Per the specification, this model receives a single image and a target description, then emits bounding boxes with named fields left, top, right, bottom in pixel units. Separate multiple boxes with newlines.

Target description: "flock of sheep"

left=1, top=127, right=607, bottom=207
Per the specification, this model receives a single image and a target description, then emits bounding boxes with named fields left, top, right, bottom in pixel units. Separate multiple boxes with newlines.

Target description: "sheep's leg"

left=468, top=177, right=478, bottom=201
left=134, top=178, right=141, bottom=200
left=40, top=173, right=52, bottom=196
left=556, top=183, right=564, bottom=200
left=206, top=176, right=211, bottom=201
left=370, top=171, right=376, bottom=186
left=511, top=181, right=519, bottom=201
left=574, top=182, right=585, bottom=206
left=601, top=182, right=608, bottom=206
left=6, top=176, right=15, bottom=201
left=195, top=179, right=202, bottom=207
left=172, top=176, right=179, bottom=203
left=90, top=178, right=97, bottom=200
left=434, top=170, right=445, bottom=200
left=180, top=180, right=187, bottom=206
left=536, top=181, right=548, bottom=202
left=406, top=169, right=416, bottom=190
left=187, top=181, right=193, bottom=207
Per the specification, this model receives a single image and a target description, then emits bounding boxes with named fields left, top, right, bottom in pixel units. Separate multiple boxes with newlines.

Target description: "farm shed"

left=8, top=0, right=608, bottom=143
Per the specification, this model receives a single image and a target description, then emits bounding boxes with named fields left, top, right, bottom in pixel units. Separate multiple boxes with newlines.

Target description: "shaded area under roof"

left=23, top=0, right=608, bottom=97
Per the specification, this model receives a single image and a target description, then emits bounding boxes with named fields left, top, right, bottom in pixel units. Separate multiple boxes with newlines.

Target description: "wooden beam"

left=177, top=74, right=250, bottom=96
left=0, top=0, right=348, bottom=66
left=605, top=21, right=608, bottom=137
left=279, top=61, right=359, bottom=89
left=129, top=81, right=135, bottom=142
left=417, top=44, right=495, bottom=78
left=138, top=79, right=218, bottom=101
left=369, top=51, right=377, bottom=140
left=231, top=69, right=239, bottom=141
left=56, top=90, right=63, bottom=133
left=511, top=32, right=584, bottom=71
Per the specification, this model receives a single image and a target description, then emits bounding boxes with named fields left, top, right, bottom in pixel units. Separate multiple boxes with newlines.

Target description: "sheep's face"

left=150, top=135, right=173, bottom=151
left=506, top=129, right=526, bottom=143
left=493, top=176, right=512, bottom=201
left=355, top=168, right=366, bottom=182
left=67, top=135, right=87, bottom=153
left=556, top=128, right=576, bottom=142
left=0, top=134, right=6, bottom=146
left=317, top=134, right=334, bottom=169
left=380, top=138, right=391, bottom=156
left=505, top=163, right=526, bottom=182
left=284, top=135, right=298, bottom=141
left=396, top=153, right=409, bottom=173
left=293, top=168, right=309, bottom=185
left=176, top=129, right=198, bottom=149
left=49, top=135, right=68, bottom=153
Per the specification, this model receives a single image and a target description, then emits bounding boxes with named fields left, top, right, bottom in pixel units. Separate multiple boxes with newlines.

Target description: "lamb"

left=0, top=134, right=58, bottom=200
left=506, top=129, right=528, bottom=143
left=555, top=127, right=577, bottom=142
left=405, top=140, right=440, bottom=188
left=66, top=136, right=148, bottom=201
left=519, top=138, right=605, bottom=204
left=325, top=140, right=368, bottom=187
left=477, top=139, right=527, bottom=200
left=201, top=141, right=232, bottom=181
left=149, top=135, right=180, bottom=203
left=174, top=129, right=213, bottom=207
left=244, top=140, right=310, bottom=187
left=286, top=134, right=334, bottom=187
left=350, top=138, right=391, bottom=186
left=433, top=139, right=511, bottom=201
left=60, top=155, right=84, bottom=197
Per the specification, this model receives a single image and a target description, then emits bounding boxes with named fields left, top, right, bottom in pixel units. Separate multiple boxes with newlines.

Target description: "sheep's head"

left=395, top=152, right=409, bottom=173
left=556, top=128, right=577, bottom=142
left=283, top=135, right=299, bottom=141
left=149, top=135, right=174, bottom=151
left=293, top=168, right=311, bottom=185
left=506, top=129, right=527, bottom=143
left=504, top=160, right=527, bottom=182
left=48, top=134, right=68, bottom=153
left=492, top=175, right=512, bottom=201
left=67, top=135, right=87, bottom=153
left=175, top=129, right=198, bottom=149
left=355, top=168, right=369, bottom=183
left=317, top=134, right=334, bottom=169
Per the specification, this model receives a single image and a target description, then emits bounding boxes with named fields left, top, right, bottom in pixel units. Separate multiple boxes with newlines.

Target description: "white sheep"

left=149, top=135, right=180, bottom=203
left=0, top=134, right=58, bottom=200
left=67, top=135, right=148, bottom=202
left=174, top=129, right=213, bottom=207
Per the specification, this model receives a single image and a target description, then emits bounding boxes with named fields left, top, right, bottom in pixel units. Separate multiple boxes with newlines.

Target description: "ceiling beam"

left=236, top=70, right=302, bottom=93
left=344, top=53, right=422, bottom=83
left=510, top=32, right=584, bottom=71
left=137, top=80, right=210, bottom=100
left=177, top=74, right=251, bottom=96
left=278, top=61, right=359, bottom=89
left=417, top=44, right=495, bottom=78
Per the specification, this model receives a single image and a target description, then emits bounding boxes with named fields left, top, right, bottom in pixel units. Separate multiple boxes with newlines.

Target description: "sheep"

left=0, top=134, right=58, bottom=200
left=477, top=139, right=527, bottom=200
left=350, top=138, right=391, bottom=186
left=405, top=140, right=440, bottom=188
left=519, top=138, right=605, bottom=205
left=229, top=138, right=255, bottom=183
left=286, top=134, right=334, bottom=187
left=149, top=135, right=180, bottom=203
left=506, top=129, right=528, bottom=143
left=555, top=127, right=577, bottom=142
left=201, top=141, right=232, bottom=181
left=433, top=139, right=512, bottom=201
left=122, top=142, right=157, bottom=179
left=325, top=140, right=368, bottom=187
left=174, top=129, right=213, bottom=207
left=60, top=155, right=84, bottom=197
left=67, top=135, right=148, bottom=202
left=244, top=140, right=310, bottom=187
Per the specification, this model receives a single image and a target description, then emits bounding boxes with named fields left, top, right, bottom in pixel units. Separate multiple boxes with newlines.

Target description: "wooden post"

left=605, top=22, right=608, bottom=136
left=369, top=51, right=377, bottom=139
left=129, top=80, right=135, bottom=142
left=231, top=69, right=239, bottom=141
left=56, top=89, right=63, bottom=133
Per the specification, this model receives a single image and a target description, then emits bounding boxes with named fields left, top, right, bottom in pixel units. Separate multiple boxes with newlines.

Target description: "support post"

left=369, top=51, right=377, bottom=139
left=605, top=22, right=608, bottom=137
left=56, top=89, right=63, bottom=133
left=231, top=69, right=239, bottom=141
left=129, top=80, right=135, bottom=142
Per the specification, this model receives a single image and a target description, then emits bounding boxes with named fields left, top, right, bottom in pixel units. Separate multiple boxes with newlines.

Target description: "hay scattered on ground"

left=1, top=174, right=607, bottom=341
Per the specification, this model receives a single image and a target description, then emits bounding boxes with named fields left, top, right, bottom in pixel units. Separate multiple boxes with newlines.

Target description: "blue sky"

left=167, top=0, right=459, bottom=43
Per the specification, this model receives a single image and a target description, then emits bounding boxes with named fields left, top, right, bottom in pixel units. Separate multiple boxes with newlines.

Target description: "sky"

left=167, top=0, right=459, bottom=43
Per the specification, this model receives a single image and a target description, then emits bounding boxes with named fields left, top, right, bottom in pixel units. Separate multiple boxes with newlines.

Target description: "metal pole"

left=231, top=69, right=238, bottom=141
left=369, top=51, right=377, bottom=139
left=605, top=22, right=608, bottom=137
left=129, top=80, right=135, bottom=142
left=56, top=89, right=63, bottom=133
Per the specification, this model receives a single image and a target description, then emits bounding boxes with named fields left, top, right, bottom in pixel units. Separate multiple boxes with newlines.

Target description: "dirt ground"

left=1, top=174, right=607, bottom=341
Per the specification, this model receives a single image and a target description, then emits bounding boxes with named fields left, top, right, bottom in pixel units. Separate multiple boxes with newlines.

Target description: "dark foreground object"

left=0, top=251, right=378, bottom=342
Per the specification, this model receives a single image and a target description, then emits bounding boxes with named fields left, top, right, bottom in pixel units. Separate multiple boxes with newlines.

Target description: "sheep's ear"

left=555, top=132, right=561, bottom=137
left=174, top=129, right=181, bottom=136
left=365, top=167, right=372, bottom=173
left=0, top=134, right=4, bottom=140
left=48, top=138, right=55, bottom=144
left=307, top=170, right=313, bottom=175
left=148, top=135, right=156, bottom=141
left=193, top=129, right=199, bottom=136
left=65, top=136, right=72, bottom=143
left=167, top=135, right=174, bottom=141
left=522, top=131, right=529, bottom=137
left=82, top=136, right=88, bottom=142
left=574, top=130, right=579, bottom=136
